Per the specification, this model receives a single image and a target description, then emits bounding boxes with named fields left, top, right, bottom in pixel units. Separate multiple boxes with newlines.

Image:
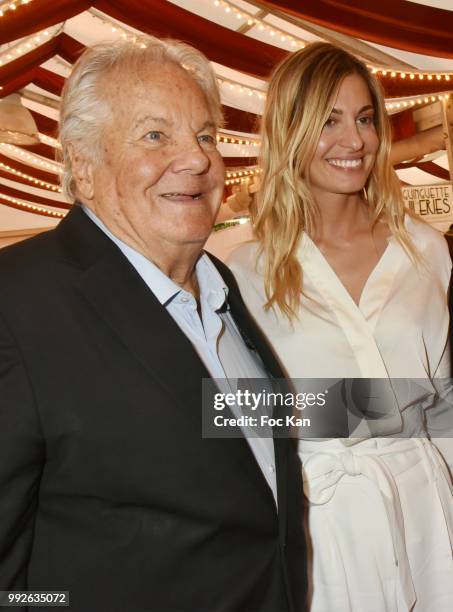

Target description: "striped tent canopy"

left=0, top=0, right=453, bottom=240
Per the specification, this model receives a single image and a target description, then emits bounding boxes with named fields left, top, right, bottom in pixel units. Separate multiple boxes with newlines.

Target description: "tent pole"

left=441, top=98, right=453, bottom=181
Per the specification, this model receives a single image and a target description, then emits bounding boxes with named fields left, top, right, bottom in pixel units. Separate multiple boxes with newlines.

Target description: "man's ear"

left=68, top=144, right=95, bottom=201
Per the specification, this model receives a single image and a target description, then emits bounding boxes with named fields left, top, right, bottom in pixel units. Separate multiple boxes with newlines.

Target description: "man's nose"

left=172, top=139, right=210, bottom=174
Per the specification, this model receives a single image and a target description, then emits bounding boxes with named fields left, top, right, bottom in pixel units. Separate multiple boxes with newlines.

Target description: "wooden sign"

left=402, top=182, right=453, bottom=231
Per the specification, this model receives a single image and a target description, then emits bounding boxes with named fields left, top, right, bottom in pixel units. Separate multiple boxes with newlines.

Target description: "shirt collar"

left=195, top=254, right=229, bottom=312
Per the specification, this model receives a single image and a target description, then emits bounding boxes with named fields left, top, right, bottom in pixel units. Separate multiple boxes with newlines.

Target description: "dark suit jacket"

left=0, top=206, right=306, bottom=612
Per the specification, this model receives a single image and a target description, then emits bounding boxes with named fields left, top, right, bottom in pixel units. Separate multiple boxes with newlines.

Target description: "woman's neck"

left=311, top=192, right=372, bottom=243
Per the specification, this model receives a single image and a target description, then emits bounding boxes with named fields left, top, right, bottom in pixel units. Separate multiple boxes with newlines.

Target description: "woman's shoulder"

left=404, top=213, right=452, bottom=288
left=405, top=213, right=450, bottom=257
left=227, top=240, right=261, bottom=273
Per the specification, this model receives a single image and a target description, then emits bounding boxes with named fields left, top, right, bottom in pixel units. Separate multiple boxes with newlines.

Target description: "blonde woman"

left=228, top=43, right=453, bottom=611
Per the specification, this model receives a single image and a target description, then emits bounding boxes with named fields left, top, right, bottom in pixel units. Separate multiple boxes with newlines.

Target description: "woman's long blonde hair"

left=254, top=42, right=414, bottom=320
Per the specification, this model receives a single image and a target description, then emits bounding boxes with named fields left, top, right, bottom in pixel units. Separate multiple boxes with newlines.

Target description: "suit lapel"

left=229, top=289, right=289, bottom=531
left=78, top=252, right=279, bottom=510
left=78, top=249, right=212, bottom=401
left=56, top=207, right=279, bottom=509
left=226, top=280, right=286, bottom=380
left=58, top=206, right=209, bottom=406
left=209, top=254, right=289, bottom=526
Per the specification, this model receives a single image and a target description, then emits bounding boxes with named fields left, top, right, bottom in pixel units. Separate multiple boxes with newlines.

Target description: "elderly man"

left=0, top=37, right=306, bottom=611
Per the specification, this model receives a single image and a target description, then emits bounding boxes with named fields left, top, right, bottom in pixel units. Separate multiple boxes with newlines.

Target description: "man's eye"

left=198, top=134, right=216, bottom=144
left=145, top=131, right=163, bottom=141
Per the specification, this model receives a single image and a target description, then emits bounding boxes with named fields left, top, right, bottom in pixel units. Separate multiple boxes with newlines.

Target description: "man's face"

left=84, top=62, right=225, bottom=257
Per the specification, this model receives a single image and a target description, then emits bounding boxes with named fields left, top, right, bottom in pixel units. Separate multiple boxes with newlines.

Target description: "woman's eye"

left=324, top=118, right=336, bottom=127
left=358, top=115, right=374, bottom=125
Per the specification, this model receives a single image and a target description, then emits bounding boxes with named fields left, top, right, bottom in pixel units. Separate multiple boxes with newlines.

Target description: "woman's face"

left=308, top=73, right=379, bottom=201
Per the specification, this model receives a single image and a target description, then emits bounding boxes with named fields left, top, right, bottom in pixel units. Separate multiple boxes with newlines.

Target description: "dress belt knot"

left=301, top=446, right=417, bottom=610
left=302, top=450, right=360, bottom=505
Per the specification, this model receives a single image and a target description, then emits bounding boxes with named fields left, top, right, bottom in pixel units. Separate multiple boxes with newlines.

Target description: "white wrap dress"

left=228, top=216, right=453, bottom=611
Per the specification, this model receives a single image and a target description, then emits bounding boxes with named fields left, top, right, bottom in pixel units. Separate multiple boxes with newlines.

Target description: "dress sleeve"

left=424, top=233, right=453, bottom=474
left=425, top=343, right=453, bottom=476
left=0, top=311, right=45, bottom=589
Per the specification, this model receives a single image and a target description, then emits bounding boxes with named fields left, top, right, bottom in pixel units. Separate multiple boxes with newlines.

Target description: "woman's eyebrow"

left=330, top=105, right=374, bottom=115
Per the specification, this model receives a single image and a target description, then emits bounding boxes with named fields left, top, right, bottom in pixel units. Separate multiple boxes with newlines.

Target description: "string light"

left=225, top=169, right=260, bottom=185
left=386, top=92, right=450, bottom=111
left=0, top=192, right=65, bottom=217
left=225, top=168, right=261, bottom=179
left=0, top=143, right=61, bottom=174
left=211, top=0, right=306, bottom=48
left=39, top=133, right=61, bottom=149
left=225, top=169, right=261, bottom=186
left=88, top=8, right=143, bottom=43
left=225, top=176, right=253, bottom=186
left=217, top=77, right=266, bottom=101
left=0, top=160, right=61, bottom=191
left=0, top=0, right=32, bottom=19
left=0, top=26, right=56, bottom=67
left=217, top=132, right=260, bottom=147
left=371, top=66, right=453, bottom=81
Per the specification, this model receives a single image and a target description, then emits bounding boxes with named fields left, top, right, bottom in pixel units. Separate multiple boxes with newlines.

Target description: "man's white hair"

left=58, top=36, right=223, bottom=201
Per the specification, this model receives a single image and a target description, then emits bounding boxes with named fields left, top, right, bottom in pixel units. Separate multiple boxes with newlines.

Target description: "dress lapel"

left=299, top=233, right=404, bottom=435
left=299, top=233, right=397, bottom=378
left=356, top=236, right=405, bottom=332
